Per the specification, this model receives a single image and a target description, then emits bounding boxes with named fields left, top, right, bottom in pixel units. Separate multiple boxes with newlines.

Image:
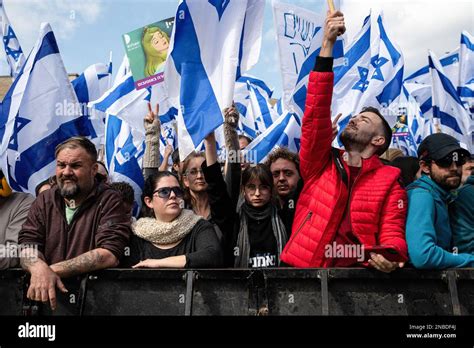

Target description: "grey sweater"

left=0, top=192, right=35, bottom=269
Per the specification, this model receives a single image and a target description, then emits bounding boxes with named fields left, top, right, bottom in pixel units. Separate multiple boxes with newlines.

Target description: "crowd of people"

left=0, top=10, right=472, bottom=310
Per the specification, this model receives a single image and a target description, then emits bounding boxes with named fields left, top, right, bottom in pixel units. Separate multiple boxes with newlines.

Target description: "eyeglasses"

left=184, top=168, right=204, bottom=177
left=244, top=184, right=271, bottom=194
left=153, top=186, right=184, bottom=199
left=432, top=152, right=467, bottom=168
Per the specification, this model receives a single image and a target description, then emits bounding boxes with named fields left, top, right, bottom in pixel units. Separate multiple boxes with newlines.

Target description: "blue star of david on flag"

left=8, top=117, right=30, bottom=151
left=208, top=0, right=230, bottom=20
left=370, top=56, right=388, bottom=81
left=3, top=26, right=23, bottom=61
left=352, top=66, right=369, bottom=92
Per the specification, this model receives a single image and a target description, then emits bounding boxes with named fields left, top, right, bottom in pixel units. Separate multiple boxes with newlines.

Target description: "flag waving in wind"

left=72, top=59, right=113, bottom=146
left=429, top=50, right=472, bottom=151
left=165, top=0, right=264, bottom=160
left=458, top=31, right=474, bottom=115
left=0, top=23, right=96, bottom=194
left=0, top=0, right=25, bottom=79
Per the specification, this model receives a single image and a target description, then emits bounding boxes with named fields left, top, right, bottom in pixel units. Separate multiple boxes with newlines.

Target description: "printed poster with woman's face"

left=122, top=17, right=174, bottom=90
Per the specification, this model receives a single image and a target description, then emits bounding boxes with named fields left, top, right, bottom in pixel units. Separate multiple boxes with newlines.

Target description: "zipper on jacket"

left=290, top=211, right=313, bottom=242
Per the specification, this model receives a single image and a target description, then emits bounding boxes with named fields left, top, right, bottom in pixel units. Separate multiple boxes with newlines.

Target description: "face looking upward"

left=340, top=111, right=386, bottom=153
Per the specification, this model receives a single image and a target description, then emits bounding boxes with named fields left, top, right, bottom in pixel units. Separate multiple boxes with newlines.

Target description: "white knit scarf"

left=132, top=209, right=202, bottom=245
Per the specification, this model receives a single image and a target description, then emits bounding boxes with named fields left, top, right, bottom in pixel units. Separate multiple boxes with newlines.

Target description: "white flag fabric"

left=404, top=48, right=460, bottom=126
left=272, top=0, right=344, bottom=110
left=104, top=113, right=145, bottom=217
left=72, top=61, right=113, bottom=146
left=330, top=13, right=373, bottom=146
left=429, top=50, right=472, bottom=151
left=165, top=0, right=264, bottom=161
left=0, top=0, right=25, bottom=79
left=357, top=13, right=404, bottom=125
left=234, top=75, right=273, bottom=139
left=243, top=111, right=301, bottom=163
left=0, top=23, right=97, bottom=194
left=101, top=62, right=146, bottom=217
left=247, top=80, right=279, bottom=135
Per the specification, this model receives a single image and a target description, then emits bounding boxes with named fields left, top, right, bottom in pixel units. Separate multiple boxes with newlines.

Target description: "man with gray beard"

left=19, top=137, right=131, bottom=310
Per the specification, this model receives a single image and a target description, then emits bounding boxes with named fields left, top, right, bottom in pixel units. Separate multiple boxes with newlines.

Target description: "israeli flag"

left=355, top=13, right=404, bottom=128
left=89, top=72, right=177, bottom=134
left=458, top=31, right=474, bottom=116
left=0, top=0, right=25, bottom=79
left=234, top=75, right=273, bottom=139
left=99, top=61, right=146, bottom=217
left=404, top=48, right=459, bottom=123
left=404, top=48, right=459, bottom=85
left=104, top=114, right=144, bottom=217
left=330, top=13, right=373, bottom=146
left=272, top=0, right=344, bottom=110
left=242, top=111, right=301, bottom=164
left=247, top=80, right=279, bottom=135
left=165, top=0, right=264, bottom=161
left=72, top=60, right=113, bottom=146
left=0, top=23, right=97, bottom=194
left=403, top=82, right=434, bottom=140
left=429, top=50, right=472, bottom=151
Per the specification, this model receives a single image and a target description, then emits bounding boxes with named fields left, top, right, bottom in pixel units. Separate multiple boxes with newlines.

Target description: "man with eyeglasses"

left=406, top=133, right=474, bottom=268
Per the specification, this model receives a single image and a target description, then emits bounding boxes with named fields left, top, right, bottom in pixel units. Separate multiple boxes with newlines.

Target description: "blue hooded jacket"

left=406, top=175, right=474, bottom=269
left=450, top=175, right=474, bottom=254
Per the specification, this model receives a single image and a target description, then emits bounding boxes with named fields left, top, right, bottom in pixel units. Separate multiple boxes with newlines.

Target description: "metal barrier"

left=0, top=268, right=472, bottom=316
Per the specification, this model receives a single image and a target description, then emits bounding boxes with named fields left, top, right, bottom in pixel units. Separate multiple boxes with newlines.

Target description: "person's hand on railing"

left=27, top=262, right=68, bottom=311
left=368, top=253, right=405, bottom=273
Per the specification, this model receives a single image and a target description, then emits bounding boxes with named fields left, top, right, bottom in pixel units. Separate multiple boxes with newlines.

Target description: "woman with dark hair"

left=390, top=156, right=421, bottom=187
left=121, top=171, right=222, bottom=268
left=202, top=109, right=288, bottom=268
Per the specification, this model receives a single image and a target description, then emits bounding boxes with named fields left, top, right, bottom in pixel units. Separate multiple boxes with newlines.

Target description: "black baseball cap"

left=417, top=133, right=470, bottom=161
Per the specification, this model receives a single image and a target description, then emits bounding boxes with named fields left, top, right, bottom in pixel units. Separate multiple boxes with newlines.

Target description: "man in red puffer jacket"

left=280, top=10, right=408, bottom=273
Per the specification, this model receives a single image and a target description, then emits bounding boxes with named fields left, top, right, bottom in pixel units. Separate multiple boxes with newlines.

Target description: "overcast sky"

left=1, top=0, right=473, bottom=99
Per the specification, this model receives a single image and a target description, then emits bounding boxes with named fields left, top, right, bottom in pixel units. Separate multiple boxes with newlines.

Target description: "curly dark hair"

left=264, top=147, right=300, bottom=175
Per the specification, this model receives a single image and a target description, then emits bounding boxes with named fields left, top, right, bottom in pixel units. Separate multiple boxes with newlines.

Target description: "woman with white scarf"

left=122, top=171, right=223, bottom=268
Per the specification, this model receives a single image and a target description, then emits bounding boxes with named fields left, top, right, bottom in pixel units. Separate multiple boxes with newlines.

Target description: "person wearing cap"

left=449, top=154, right=474, bottom=255
left=406, top=133, right=474, bottom=268
left=279, top=10, right=408, bottom=272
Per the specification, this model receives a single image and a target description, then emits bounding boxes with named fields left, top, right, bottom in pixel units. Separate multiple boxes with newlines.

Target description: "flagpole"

left=108, top=51, right=113, bottom=89
left=323, top=0, right=336, bottom=52
left=327, top=0, right=335, bottom=13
